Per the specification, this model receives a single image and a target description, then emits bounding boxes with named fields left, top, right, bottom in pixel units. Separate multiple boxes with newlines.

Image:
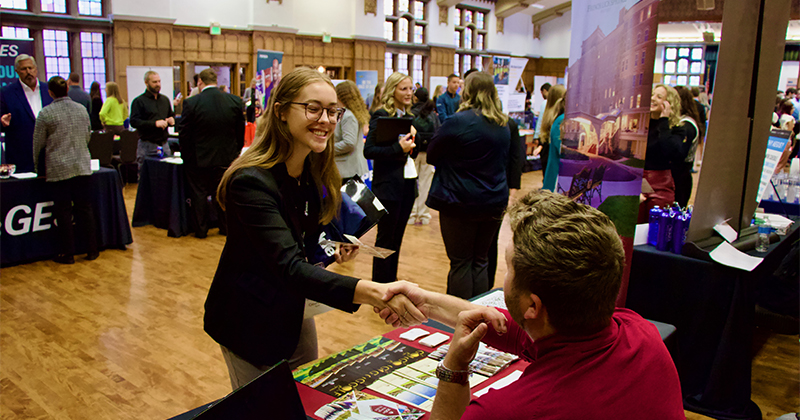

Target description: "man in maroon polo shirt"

left=382, top=190, right=684, bottom=420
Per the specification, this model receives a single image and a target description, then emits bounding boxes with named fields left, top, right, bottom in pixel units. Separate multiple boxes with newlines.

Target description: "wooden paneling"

left=430, top=46, right=456, bottom=79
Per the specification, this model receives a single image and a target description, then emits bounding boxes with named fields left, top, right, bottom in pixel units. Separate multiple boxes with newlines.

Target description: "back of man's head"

left=199, top=68, right=218, bottom=85
left=541, top=83, right=551, bottom=93
left=68, top=72, right=80, bottom=84
left=787, top=88, right=798, bottom=97
left=507, top=190, right=625, bottom=336
left=48, top=76, right=69, bottom=98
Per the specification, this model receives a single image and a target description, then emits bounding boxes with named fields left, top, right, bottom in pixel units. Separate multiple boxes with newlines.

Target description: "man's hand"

left=155, top=120, right=168, bottom=129
left=444, top=307, right=507, bottom=371
left=1, top=113, right=11, bottom=127
left=376, top=281, right=430, bottom=327
left=334, top=244, right=359, bottom=264
left=399, top=133, right=416, bottom=153
left=166, top=117, right=175, bottom=126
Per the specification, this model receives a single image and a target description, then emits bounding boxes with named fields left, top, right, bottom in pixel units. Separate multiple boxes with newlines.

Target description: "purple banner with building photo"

left=256, top=50, right=283, bottom=107
left=0, top=38, right=34, bottom=89
left=560, top=0, right=659, bottom=239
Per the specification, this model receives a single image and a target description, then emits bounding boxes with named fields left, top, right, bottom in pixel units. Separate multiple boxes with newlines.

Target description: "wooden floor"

left=1, top=170, right=797, bottom=419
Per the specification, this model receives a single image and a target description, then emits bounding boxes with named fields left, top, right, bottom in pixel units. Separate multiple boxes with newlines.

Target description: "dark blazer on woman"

left=426, top=110, right=516, bottom=217
left=204, top=164, right=360, bottom=367
left=364, top=108, right=415, bottom=201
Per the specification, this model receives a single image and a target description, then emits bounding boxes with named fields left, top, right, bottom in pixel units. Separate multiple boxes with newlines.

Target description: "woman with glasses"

left=204, top=68, right=423, bottom=390
left=364, top=72, right=417, bottom=283
left=334, top=80, right=370, bottom=185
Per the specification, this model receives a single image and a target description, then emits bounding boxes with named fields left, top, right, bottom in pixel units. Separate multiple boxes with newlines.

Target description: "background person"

left=379, top=190, right=685, bottom=420
left=333, top=80, right=370, bottom=184
left=641, top=84, right=684, bottom=221
left=426, top=72, right=519, bottom=299
left=673, top=86, right=703, bottom=208
left=364, top=72, right=417, bottom=283
left=67, top=73, right=91, bottom=115
left=178, top=68, right=244, bottom=239
left=99, top=82, right=128, bottom=134
left=130, top=71, right=175, bottom=164
left=408, top=87, right=439, bottom=225
left=539, top=84, right=565, bottom=191
left=0, top=54, right=54, bottom=173
left=203, top=68, right=423, bottom=390
left=32, top=76, right=98, bottom=264
left=89, top=81, right=104, bottom=131
left=436, top=74, right=461, bottom=123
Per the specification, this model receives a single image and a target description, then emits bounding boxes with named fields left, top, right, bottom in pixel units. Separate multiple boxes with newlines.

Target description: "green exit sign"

left=210, top=25, right=221, bottom=36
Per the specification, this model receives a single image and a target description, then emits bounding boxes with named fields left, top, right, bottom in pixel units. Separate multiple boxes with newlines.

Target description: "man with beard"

left=379, top=190, right=684, bottom=420
left=130, top=70, right=175, bottom=164
left=0, top=54, right=54, bottom=173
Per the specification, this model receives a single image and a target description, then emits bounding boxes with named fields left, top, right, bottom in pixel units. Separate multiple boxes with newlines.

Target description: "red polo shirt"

left=462, top=308, right=684, bottom=419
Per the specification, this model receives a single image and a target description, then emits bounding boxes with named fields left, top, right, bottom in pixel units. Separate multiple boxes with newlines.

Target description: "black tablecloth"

left=0, top=168, right=133, bottom=266
left=131, top=158, right=215, bottom=237
left=626, top=224, right=798, bottom=420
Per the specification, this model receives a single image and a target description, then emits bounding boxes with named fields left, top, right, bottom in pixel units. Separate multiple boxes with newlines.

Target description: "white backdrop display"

left=532, top=76, right=558, bottom=115
left=125, top=66, right=174, bottom=112
left=429, top=77, right=449, bottom=93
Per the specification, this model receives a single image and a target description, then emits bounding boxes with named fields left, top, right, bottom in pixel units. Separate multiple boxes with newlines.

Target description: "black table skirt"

left=131, top=158, right=215, bottom=237
left=0, top=168, right=133, bottom=266
left=626, top=225, right=798, bottom=420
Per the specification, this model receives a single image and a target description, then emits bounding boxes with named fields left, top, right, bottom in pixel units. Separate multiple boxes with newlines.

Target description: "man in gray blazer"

left=32, top=76, right=98, bottom=264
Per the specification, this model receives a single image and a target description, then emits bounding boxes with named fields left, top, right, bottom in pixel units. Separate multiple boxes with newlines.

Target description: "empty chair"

left=88, top=131, right=114, bottom=167
left=112, top=130, right=139, bottom=183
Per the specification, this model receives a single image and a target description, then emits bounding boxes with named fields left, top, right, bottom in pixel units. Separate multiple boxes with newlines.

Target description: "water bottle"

left=755, top=225, right=771, bottom=252
left=647, top=206, right=660, bottom=247
left=157, top=146, right=164, bottom=158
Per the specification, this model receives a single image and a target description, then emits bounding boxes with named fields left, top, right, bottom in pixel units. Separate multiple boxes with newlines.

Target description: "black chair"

left=112, top=130, right=139, bottom=183
left=88, top=131, right=114, bottom=167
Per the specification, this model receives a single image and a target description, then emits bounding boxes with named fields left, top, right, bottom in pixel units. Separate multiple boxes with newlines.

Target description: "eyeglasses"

left=287, top=102, right=345, bottom=122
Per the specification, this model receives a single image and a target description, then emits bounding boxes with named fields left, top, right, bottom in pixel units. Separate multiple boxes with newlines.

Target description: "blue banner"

left=356, top=70, right=378, bottom=109
left=0, top=38, right=34, bottom=89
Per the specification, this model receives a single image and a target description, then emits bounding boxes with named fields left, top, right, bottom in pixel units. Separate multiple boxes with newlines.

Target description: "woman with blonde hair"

left=364, top=72, right=417, bottom=283
left=205, top=68, right=422, bottom=390
left=640, top=84, right=685, bottom=220
left=540, top=84, right=566, bottom=191
left=426, top=71, right=521, bottom=299
left=98, top=82, right=128, bottom=133
left=334, top=80, right=370, bottom=184
left=432, top=85, right=444, bottom=101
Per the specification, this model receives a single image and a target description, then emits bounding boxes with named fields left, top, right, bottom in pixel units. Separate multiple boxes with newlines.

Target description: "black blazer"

left=364, top=109, right=415, bottom=201
left=204, top=164, right=360, bottom=367
left=178, top=87, right=245, bottom=168
left=0, top=80, right=53, bottom=172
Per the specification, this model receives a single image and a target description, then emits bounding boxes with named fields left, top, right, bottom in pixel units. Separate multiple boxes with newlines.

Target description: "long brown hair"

left=217, top=68, right=342, bottom=225
left=675, top=85, right=704, bottom=138
left=335, top=80, right=369, bottom=127
left=369, top=82, right=384, bottom=113
left=540, top=84, right=566, bottom=144
left=90, top=81, right=101, bottom=100
left=105, top=82, right=125, bottom=105
left=457, top=71, right=508, bottom=126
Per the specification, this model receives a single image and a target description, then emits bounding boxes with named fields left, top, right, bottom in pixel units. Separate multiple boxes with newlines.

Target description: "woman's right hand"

left=399, top=133, right=415, bottom=153
left=661, top=101, right=672, bottom=119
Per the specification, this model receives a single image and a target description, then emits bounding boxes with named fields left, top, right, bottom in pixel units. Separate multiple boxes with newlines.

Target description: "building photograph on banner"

left=556, top=0, right=659, bottom=236
left=256, top=50, right=283, bottom=106
left=0, top=38, right=33, bottom=88
left=356, top=70, right=378, bottom=109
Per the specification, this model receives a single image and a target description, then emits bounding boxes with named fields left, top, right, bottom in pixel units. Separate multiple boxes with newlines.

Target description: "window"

left=414, top=24, right=424, bottom=44
left=78, top=0, right=101, bottom=16
left=413, top=55, right=423, bottom=86
left=455, top=4, right=487, bottom=78
left=2, top=26, right=30, bottom=39
left=641, top=51, right=646, bottom=65
left=636, top=94, right=641, bottom=108
left=384, top=21, right=394, bottom=41
left=80, top=32, right=105, bottom=92
left=386, top=0, right=427, bottom=45
left=41, top=0, right=66, bottom=13
left=385, top=52, right=394, bottom=81
left=644, top=29, right=649, bottom=41
left=414, top=0, right=424, bottom=19
left=398, top=0, right=408, bottom=13
left=398, top=53, right=408, bottom=75
left=399, top=18, right=409, bottom=43
left=384, top=0, right=393, bottom=14
left=1, top=0, right=27, bottom=9
left=638, top=73, right=643, bottom=86
left=661, top=45, right=705, bottom=87
left=43, top=29, right=70, bottom=81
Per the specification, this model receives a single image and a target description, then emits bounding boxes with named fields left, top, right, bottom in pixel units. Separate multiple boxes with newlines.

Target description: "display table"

left=626, top=222, right=798, bottom=420
left=131, top=158, right=216, bottom=237
left=0, top=168, right=133, bottom=266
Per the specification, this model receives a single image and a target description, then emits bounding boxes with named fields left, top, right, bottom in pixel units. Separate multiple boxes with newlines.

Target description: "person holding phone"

left=364, top=72, right=417, bottom=283
left=204, top=68, right=424, bottom=390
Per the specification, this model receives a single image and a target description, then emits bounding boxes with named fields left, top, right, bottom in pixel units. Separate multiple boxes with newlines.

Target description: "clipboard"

left=376, top=117, right=413, bottom=145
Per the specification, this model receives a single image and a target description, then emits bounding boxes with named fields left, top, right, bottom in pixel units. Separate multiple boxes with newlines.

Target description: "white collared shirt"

left=201, top=85, right=217, bottom=92
left=21, top=79, right=43, bottom=118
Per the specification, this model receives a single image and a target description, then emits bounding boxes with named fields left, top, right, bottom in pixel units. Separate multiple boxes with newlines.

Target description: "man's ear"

left=523, top=293, right=544, bottom=321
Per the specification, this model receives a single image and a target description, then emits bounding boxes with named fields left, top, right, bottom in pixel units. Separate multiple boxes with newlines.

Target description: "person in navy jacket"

left=1, top=55, right=54, bottom=173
